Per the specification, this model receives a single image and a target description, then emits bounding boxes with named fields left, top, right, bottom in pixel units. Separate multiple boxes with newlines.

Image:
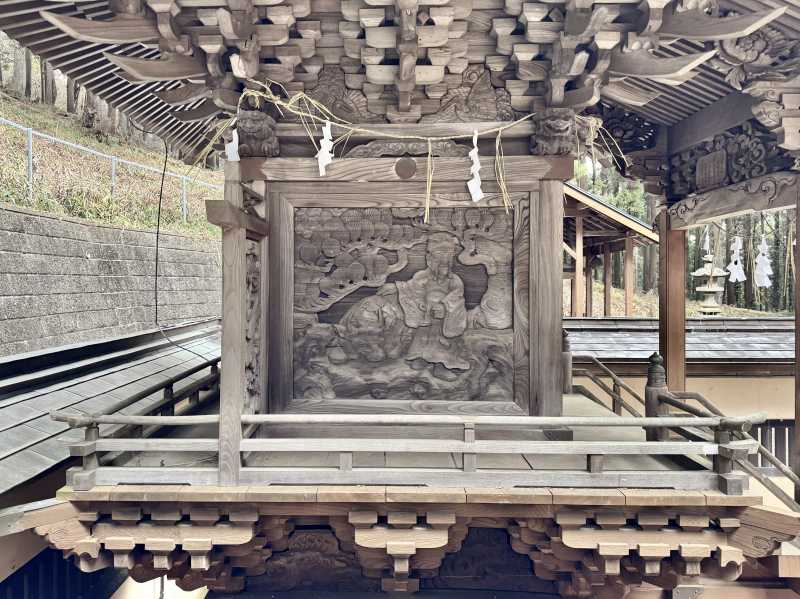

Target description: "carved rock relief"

left=293, top=207, right=514, bottom=401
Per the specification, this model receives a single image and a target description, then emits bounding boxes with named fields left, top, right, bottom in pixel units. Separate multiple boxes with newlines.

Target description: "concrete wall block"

left=0, top=208, right=222, bottom=356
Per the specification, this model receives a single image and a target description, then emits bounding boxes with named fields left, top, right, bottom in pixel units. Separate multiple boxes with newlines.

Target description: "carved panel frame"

left=239, top=155, right=570, bottom=415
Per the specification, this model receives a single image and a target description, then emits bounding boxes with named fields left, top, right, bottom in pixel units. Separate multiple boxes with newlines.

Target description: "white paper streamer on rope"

left=702, top=227, right=710, bottom=254
left=224, top=128, right=240, bottom=162
left=316, top=120, right=334, bottom=176
left=727, top=236, right=746, bottom=283
left=467, top=130, right=484, bottom=203
left=754, top=236, right=773, bottom=288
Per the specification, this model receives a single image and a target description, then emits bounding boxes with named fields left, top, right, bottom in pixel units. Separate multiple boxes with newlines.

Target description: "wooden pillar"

left=530, top=181, right=564, bottom=416
left=571, top=215, right=584, bottom=317
left=585, top=256, right=593, bottom=317
left=795, top=191, right=800, bottom=500
left=218, top=161, right=247, bottom=486
left=658, top=211, right=686, bottom=391
left=624, top=235, right=634, bottom=316
left=269, top=193, right=293, bottom=413
left=603, top=244, right=612, bottom=316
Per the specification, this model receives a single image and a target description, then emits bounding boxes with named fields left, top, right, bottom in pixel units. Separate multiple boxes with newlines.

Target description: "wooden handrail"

left=52, top=410, right=766, bottom=430
left=97, top=356, right=220, bottom=417
left=661, top=389, right=800, bottom=493
left=573, top=354, right=647, bottom=407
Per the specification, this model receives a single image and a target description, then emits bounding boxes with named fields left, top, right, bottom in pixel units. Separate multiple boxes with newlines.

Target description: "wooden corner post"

left=530, top=180, right=565, bottom=416
left=219, top=161, right=247, bottom=486
left=657, top=210, right=686, bottom=391
left=795, top=188, right=800, bottom=501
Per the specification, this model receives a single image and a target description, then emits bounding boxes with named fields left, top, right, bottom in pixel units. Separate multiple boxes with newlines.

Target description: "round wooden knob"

left=394, top=157, right=417, bottom=180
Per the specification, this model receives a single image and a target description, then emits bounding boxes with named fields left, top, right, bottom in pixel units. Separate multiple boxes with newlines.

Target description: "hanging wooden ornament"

left=316, top=120, right=334, bottom=176
left=754, top=236, right=773, bottom=288
left=727, top=236, right=746, bottom=283
left=467, top=130, right=484, bottom=203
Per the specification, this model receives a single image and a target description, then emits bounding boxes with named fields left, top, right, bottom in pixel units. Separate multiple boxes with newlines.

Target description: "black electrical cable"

left=128, top=119, right=208, bottom=362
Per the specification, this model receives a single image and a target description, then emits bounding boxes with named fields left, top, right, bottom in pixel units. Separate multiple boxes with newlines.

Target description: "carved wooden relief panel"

left=292, top=207, right=515, bottom=403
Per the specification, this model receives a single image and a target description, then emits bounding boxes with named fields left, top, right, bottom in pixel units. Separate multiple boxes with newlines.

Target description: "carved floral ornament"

left=668, top=119, right=795, bottom=198
left=709, top=19, right=800, bottom=151
left=39, top=0, right=787, bottom=130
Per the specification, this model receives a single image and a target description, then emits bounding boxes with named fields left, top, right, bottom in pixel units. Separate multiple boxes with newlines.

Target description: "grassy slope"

left=0, top=92, right=222, bottom=237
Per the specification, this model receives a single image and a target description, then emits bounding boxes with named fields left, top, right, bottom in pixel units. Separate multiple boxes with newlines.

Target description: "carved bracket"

left=331, top=510, right=469, bottom=592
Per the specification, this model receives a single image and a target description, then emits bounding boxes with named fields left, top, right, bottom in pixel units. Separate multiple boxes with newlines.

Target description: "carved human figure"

left=394, top=233, right=470, bottom=378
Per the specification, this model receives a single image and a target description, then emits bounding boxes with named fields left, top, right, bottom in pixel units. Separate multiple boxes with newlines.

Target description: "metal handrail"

left=0, top=116, right=222, bottom=189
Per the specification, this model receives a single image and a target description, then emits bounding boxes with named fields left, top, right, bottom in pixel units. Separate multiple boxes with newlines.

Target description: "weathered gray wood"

left=282, top=192, right=529, bottom=208
left=239, top=438, right=724, bottom=455
left=240, top=156, right=572, bottom=185
left=275, top=122, right=538, bottom=142
left=219, top=162, right=247, bottom=486
left=513, top=198, right=530, bottom=413
left=239, top=413, right=762, bottom=428
left=92, top=438, right=219, bottom=452
left=668, top=92, right=760, bottom=155
left=87, top=465, right=722, bottom=489
left=205, top=199, right=269, bottom=239
left=668, top=172, right=799, bottom=229
left=236, top=468, right=721, bottom=489
left=530, top=182, right=564, bottom=416
left=268, top=192, right=294, bottom=412
left=286, top=399, right=526, bottom=415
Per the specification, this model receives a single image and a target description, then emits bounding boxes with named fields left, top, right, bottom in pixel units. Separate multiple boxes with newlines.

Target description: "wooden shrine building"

left=3, top=0, right=800, bottom=597
left=563, top=183, right=659, bottom=317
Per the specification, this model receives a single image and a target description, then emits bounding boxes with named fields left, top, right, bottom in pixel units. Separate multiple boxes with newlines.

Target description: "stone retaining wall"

left=0, top=204, right=221, bottom=356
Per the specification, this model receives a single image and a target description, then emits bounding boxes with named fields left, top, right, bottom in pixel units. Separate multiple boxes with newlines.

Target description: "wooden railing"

left=71, top=356, right=221, bottom=476
left=649, top=384, right=800, bottom=512
left=52, top=408, right=763, bottom=492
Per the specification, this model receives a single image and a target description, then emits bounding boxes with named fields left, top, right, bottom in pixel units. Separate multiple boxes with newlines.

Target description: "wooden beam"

left=205, top=199, right=269, bottom=240
left=218, top=162, right=247, bottom=486
left=563, top=242, right=576, bottom=260
left=572, top=215, right=584, bottom=317
left=658, top=211, right=686, bottom=391
left=669, top=92, right=760, bottom=155
left=603, top=245, right=612, bottom=317
left=564, top=185, right=659, bottom=242
left=530, top=181, right=564, bottom=417
left=668, top=171, right=799, bottom=229
left=584, top=229, right=623, bottom=237
left=624, top=235, right=634, bottom=317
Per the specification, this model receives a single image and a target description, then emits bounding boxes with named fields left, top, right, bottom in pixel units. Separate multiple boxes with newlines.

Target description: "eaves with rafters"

left=1, top=0, right=798, bottom=175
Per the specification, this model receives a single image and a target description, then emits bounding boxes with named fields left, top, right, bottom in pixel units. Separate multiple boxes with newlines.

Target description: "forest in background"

left=575, top=161, right=795, bottom=315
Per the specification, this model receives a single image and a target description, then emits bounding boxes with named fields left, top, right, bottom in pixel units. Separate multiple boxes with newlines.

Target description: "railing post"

left=26, top=127, right=33, bottom=202
left=111, top=156, right=117, bottom=198
left=562, top=330, right=572, bottom=394
left=181, top=176, right=188, bottom=222
left=463, top=423, right=476, bottom=472
left=162, top=385, right=175, bottom=416
left=644, top=352, right=668, bottom=441
left=612, top=381, right=622, bottom=416
left=71, top=424, right=99, bottom=491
